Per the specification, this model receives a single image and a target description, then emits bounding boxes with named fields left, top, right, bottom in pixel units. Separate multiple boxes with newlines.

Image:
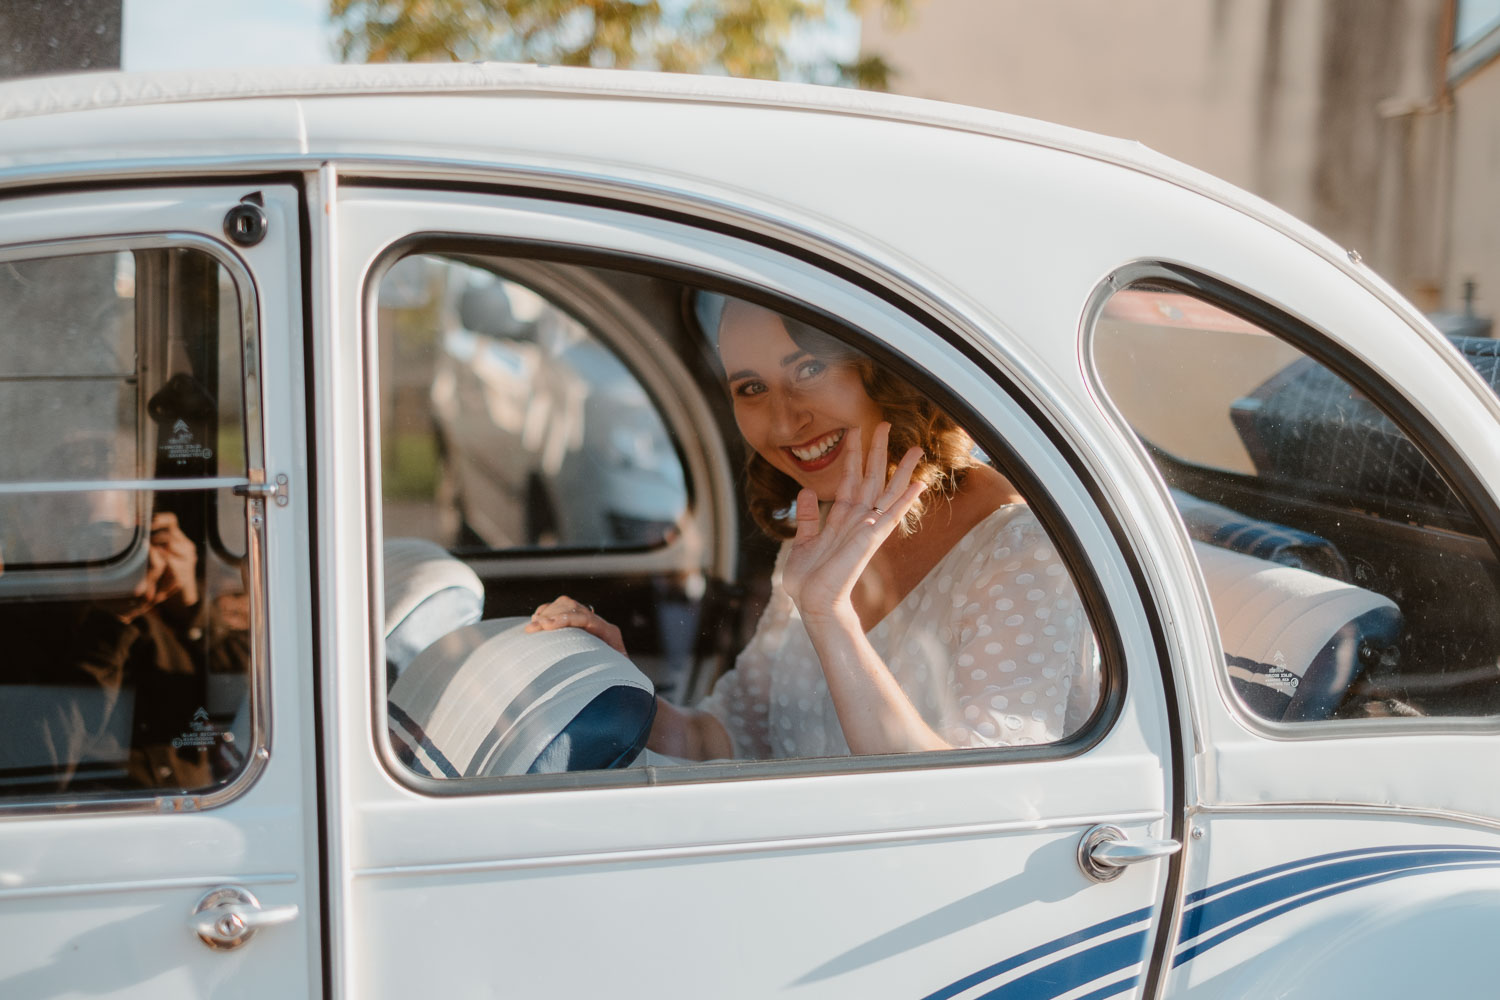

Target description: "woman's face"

left=718, top=302, right=884, bottom=501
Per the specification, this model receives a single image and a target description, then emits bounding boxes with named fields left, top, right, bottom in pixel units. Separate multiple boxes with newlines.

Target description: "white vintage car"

left=0, top=64, right=1497, bottom=1000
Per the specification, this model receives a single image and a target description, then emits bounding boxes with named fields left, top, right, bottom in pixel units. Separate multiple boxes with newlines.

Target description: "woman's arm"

left=646, top=699, right=734, bottom=760
left=782, top=423, right=952, bottom=755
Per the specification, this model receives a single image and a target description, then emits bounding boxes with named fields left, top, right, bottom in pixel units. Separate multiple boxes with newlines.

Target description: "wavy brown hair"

left=729, top=307, right=979, bottom=540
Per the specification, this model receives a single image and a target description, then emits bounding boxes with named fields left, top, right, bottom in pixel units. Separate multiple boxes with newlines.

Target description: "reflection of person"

left=0, top=506, right=236, bottom=793
left=530, top=301, right=1097, bottom=760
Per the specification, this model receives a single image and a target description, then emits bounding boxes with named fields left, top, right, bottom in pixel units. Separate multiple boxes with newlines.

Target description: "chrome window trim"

left=0, top=230, right=274, bottom=816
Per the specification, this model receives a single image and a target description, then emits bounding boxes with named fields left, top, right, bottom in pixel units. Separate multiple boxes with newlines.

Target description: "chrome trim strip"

left=0, top=871, right=298, bottom=902
left=1190, top=800, right=1500, bottom=834
left=354, top=809, right=1167, bottom=879
left=0, top=476, right=250, bottom=495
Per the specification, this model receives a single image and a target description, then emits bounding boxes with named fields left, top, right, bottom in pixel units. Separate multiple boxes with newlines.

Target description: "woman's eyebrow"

left=725, top=367, right=757, bottom=382
left=780, top=349, right=810, bottom=367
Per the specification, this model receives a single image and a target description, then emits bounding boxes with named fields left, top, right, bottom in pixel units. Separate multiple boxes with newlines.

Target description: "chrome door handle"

left=190, top=885, right=299, bottom=951
left=1078, top=824, right=1181, bottom=883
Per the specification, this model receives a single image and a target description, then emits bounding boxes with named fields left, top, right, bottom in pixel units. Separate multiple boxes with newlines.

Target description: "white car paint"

left=0, top=64, right=1495, bottom=999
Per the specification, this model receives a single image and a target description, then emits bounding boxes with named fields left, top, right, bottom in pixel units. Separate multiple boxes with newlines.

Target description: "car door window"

left=1091, top=277, right=1500, bottom=724
left=0, top=245, right=257, bottom=801
left=372, top=250, right=1108, bottom=786
left=377, top=254, right=687, bottom=552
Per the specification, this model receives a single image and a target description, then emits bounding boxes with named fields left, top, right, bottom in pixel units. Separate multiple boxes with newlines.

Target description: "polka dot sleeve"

left=693, top=550, right=791, bottom=760
left=937, top=508, right=1094, bottom=748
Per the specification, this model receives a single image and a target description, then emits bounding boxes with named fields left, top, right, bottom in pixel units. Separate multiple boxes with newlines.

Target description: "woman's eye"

left=734, top=380, right=766, bottom=397
left=795, top=360, right=826, bottom=381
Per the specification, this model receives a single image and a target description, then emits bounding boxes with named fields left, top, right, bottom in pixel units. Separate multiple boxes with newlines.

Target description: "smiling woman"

left=526, top=292, right=1101, bottom=762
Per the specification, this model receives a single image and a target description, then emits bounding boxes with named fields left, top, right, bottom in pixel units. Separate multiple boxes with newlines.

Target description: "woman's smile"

left=786, top=428, right=847, bottom=471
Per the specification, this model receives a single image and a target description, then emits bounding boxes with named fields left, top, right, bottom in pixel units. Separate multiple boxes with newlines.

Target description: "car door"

left=320, top=183, right=1182, bottom=1000
left=0, top=184, right=320, bottom=997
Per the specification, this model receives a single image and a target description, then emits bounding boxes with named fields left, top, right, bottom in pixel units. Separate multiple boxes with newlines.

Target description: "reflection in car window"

left=0, top=248, right=255, bottom=800
left=375, top=257, right=1103, bottom=784
left=377, top=255, right=687, bottom=552
left=1092, top=282, right=1500, bottom=723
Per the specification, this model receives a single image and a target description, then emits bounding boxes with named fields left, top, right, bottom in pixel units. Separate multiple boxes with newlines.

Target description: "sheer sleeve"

left=936, top=508, right=1096, bottom=748
left=693, top=545, right=792, bottom=759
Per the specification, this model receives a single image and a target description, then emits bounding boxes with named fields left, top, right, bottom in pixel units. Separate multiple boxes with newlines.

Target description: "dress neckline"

left=862, top=503, right=1027, bottom=637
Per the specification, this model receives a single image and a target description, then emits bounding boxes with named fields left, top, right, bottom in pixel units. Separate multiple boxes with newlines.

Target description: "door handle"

left=1077, top=824, right=1181, bottom=883
left=190, top=885, right=299, bottom=951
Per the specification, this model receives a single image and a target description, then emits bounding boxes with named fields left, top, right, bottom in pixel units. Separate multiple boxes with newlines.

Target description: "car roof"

left=0, top=63, right=1280, bottom=225
left=0, top=62, right=1409, bottom=345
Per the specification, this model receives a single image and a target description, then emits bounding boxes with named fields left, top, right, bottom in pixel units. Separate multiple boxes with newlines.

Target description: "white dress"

left=697, top=505, right=1099, bottom=759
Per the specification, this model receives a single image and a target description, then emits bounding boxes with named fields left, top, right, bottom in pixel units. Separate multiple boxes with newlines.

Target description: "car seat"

left=383, top=537, right=486, bottom=684
left=388, top=617, right=657, bottom=776
left=1193, top=541, right=1402, bottom=722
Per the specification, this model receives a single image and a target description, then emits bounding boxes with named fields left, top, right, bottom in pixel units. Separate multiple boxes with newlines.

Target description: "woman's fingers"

left=792, top=487, right=822, bottom=543
left=860, top=422, right=891, bottom=507
left=873, top=445, right=923, bottom=513
left=834, top=424, right=864, bottom=506
left=524, top=594, right=626, bottom=653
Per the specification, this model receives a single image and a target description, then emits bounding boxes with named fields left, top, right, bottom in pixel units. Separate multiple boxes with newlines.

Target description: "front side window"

left=1092, top=278, right=1500, bottom=724
left=374, top=251, right=1106, bottom=785
left=0, top=247, right=255, bottom=801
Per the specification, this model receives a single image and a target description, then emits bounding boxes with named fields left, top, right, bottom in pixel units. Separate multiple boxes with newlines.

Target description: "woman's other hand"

left=524, top=595, right=626, bottom=654
left=782, top=422, right=924, bottom=625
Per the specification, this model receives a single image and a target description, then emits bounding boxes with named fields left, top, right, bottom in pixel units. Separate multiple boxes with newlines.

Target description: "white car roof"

left=0, top=63, right=1300, bottom=236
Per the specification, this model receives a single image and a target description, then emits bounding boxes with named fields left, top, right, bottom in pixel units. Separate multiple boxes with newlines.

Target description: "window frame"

left=0, top=232, right=275, bottom=815
left=362, top=224, right=1129, bottom=797
left=1084, top=261, right=1500, bottom=739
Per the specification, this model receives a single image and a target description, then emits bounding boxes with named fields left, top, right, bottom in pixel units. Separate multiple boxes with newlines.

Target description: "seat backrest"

left=388, top=617, right=657, bottom=777
left=1193, top=541, right=1401, bottom=722
left=383, top=538, right=485, bottom=681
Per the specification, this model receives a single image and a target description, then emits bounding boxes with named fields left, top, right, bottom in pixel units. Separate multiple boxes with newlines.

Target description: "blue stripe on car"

left=918, top=906, right=1152, bottom=1000
left=922, top=844, right=1500, bottom=1000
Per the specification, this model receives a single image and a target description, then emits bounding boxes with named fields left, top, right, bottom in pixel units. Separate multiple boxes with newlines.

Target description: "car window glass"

left=374, top=254, right=1105, bottom=786
left=377, top=255, right=688, bottom=552
left=1092, top=282, right=1500, bottom=723
left=0, top=247, right=256, bottom=801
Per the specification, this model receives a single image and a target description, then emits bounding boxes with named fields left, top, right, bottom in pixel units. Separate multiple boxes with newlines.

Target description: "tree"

left=330, top=0, right=910, bottom=90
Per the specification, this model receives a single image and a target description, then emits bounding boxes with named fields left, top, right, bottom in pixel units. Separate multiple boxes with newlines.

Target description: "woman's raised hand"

left=524, top=595, right=627, bottom=654
left=781, top=422, right=924, bottom=625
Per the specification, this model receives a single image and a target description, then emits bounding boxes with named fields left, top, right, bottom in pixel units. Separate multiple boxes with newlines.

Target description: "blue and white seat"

left=1194, top=541, right=1401, bottom=722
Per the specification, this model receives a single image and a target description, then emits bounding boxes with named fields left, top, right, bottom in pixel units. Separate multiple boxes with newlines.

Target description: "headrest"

left=1194, top=542, right=1401, bottom=721
left=383, top=538, right=485, bottom=679
left=388, top=617, right=657, bottom=777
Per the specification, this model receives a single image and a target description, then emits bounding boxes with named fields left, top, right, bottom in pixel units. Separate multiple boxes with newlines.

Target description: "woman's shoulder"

left=948, top=466, right=1026, bottom=532
left=945, top=467, right=1053, bottom=557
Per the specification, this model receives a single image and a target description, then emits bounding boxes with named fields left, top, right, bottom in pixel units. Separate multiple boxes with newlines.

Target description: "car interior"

left=1093, top=281, right=1500, bottom=722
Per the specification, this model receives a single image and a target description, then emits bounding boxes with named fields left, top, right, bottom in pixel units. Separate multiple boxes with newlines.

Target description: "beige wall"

left=1448, top=55, right=1500, bottom=319
left=862, top=0, right=1468, bottom=313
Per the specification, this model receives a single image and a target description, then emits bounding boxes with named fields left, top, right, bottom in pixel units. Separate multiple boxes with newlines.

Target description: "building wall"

left=1449, top=54, right=1500, bottom=317
left=861, top=0, right=1461, bottom=312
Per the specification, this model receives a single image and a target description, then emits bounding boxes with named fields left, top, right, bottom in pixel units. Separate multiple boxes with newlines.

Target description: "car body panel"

left=0, top=64, right=1496, bottom=998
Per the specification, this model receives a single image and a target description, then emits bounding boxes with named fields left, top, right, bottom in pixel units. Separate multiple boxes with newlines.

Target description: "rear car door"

left=0, top=184, right=320, bottom=997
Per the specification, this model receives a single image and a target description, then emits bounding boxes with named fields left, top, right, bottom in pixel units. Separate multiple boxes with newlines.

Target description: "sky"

left=121, top=0, right=860, bottom=74
left=122, top=0, right=338, bottom=71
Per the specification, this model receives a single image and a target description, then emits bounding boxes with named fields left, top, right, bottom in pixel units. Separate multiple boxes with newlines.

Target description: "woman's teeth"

left=789, top=429, right=844, bottom=462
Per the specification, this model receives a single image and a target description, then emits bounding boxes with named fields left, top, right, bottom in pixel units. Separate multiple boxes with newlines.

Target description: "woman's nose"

left=769, top=390, right=809, bottom=438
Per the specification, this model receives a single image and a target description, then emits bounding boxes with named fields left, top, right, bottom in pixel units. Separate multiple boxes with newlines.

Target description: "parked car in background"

left=1, top=63, right=1498, bottom=1000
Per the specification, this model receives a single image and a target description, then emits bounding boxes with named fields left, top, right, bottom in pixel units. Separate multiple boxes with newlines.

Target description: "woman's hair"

left=731, top=307, right=979, bottom=540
